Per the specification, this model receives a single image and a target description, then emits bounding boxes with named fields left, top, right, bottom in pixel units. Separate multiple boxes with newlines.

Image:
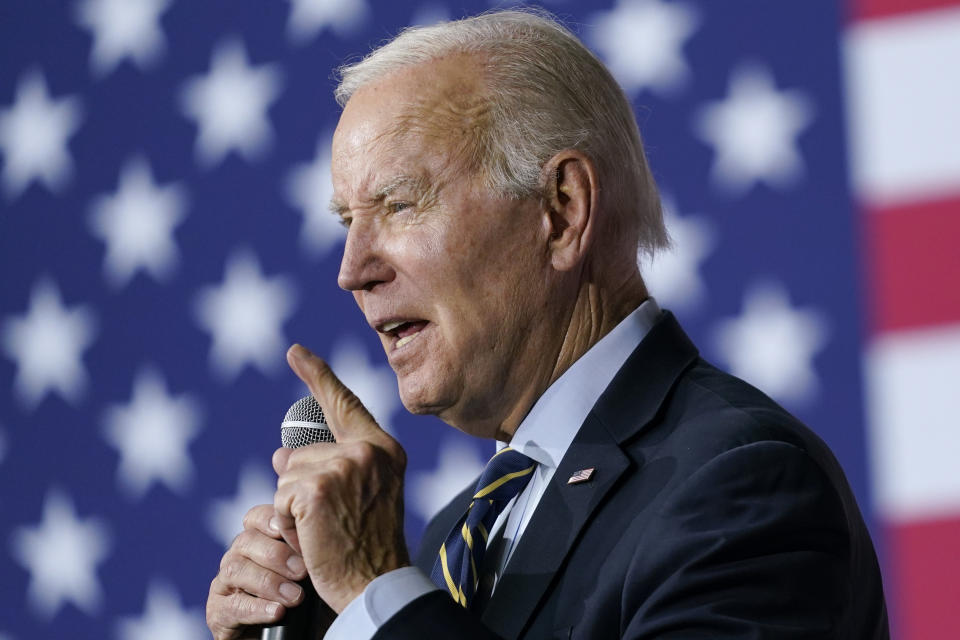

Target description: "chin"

left=397, top=377, right=449, bottom=417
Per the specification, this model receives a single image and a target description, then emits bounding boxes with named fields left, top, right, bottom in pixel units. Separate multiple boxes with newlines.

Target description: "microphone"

left=280, top=395, right=336, bottom=448
left=262, top=396, right=335, bottom=640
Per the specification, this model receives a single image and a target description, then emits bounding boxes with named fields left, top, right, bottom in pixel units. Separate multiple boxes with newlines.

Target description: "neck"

left=550, top=269, right=648, bottom=390
left=489, top=267, right=648, bottom=442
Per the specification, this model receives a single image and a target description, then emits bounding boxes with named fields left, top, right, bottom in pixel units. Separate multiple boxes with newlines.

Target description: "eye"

left=387, top=201, right=411, bottom=214
left=338, top=215, right=352, bottom=229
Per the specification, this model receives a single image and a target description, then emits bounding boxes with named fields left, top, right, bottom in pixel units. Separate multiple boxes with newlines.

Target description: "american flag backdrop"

left=1, top=0, right=957, bottom=637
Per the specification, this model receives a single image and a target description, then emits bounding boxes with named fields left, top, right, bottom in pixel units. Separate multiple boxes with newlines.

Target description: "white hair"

left=335, top=9, right=668, bottom=255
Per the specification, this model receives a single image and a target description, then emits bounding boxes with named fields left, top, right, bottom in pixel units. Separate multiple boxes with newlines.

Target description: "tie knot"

left=472, top=447, right=536, bottom=503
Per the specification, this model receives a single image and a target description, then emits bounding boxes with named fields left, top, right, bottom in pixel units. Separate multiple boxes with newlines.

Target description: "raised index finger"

left=286, top=344, right=383, bottom=443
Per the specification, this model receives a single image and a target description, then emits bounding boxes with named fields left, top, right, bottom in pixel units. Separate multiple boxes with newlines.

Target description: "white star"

left=102, top=367, right=202, bottom=499
left=88, top=157, right=187, bottom=288
left=75, top=0, right=171, bottom=76
left=10, top=490, right=111, bottom=618
left=329, top=336, right=401, bottom=435
left=409, top=437, right=487, bottom=523
left=207, top=463, right=277, bottom=547
left=180, top=39, right=283, bottom=167
left=640, top=196, right=714, bottom=312
left=2, top=279, right=97, bottom=409
left=694, top=63, right=814, bottom=194
left=0, top=70, right=82, bottom=200
left=714, top=282, right=828, bottom=406
left=286, top=0, right=369, bottom=43
left=285, top=135, right=346, bottom=258
left=589, top=0, right=699, bottom=96
left=116, top=581, right=208, bottom=640
left=195, top=249, right=297, bottom=381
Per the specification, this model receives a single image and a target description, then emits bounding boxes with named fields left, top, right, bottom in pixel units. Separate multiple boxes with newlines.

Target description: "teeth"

left=382, top=320, right=404, bottom=332
left=396, top=333, right=418, bottom=348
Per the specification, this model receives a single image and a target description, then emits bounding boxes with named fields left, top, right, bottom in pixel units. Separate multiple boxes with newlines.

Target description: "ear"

left=541, top=151, right=598, bottom=272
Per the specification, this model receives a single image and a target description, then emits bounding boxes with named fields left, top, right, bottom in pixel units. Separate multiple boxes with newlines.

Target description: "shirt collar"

left=500, top=298, right=661, bottom=469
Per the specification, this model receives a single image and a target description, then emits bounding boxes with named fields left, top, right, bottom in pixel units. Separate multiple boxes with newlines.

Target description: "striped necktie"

left=430, top=447, right=536, bottom=608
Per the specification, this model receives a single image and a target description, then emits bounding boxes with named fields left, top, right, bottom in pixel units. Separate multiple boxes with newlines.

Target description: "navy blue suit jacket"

left=376, top=312, right=889, bottom=639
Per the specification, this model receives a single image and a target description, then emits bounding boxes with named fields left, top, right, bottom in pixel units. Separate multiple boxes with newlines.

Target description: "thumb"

left=286, top=344, right=383, bottom=442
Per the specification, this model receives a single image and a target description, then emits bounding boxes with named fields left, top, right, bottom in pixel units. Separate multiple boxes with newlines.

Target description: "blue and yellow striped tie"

left=430, top=447, right=536, bottom=607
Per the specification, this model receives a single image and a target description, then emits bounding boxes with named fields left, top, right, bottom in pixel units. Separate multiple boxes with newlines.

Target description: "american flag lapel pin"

left=567, top=467, right=595, bottom=484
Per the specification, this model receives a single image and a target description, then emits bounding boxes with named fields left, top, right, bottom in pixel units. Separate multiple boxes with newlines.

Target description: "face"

left=330, top=58, right=559, bottom=437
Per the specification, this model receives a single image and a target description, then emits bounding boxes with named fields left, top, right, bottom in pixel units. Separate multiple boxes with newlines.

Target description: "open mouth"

left=379, top=319, right=429, bottom=349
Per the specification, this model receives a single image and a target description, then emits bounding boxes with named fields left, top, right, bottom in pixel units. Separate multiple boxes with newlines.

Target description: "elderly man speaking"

left=206, top=10, right=889, bottom=640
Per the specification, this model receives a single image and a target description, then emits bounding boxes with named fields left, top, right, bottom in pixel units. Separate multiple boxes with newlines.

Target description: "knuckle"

left=286, top=448, right=301, bottom=466
left=219, top=549, right=235, bottom=573
left=257, top=567, right=279, bottom=594
left=237, top=591, right=265, bottom=618
left=219, top=554, right=246, bottom=584
left=271, top=447, right=287, bottom=473
left=231, top=530, right=254, bottom=556
left=242, top=504, right=269, bottom=530
left=230, top=591, right=252, bottom=617
left=306, top=477, right=331, bottom=503
left=220, top=557, right=238, bottom=582
left=210, top=572, right=231, bottom=598
left=262, top=540, right=286, bottom=567
left=352, top=441, right=377, bottom=466
left=235, top=528, right=252, bottom=545
left=286, top=447, right=310, bottom=469
left=329, top=456, right=355, bottom=477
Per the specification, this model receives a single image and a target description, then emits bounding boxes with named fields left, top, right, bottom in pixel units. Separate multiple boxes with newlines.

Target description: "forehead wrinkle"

left=359, top=55, right=493, bottom=180
left=332, top=58, right=493, bottom=214
left=397, top=90, right=492, bottom=174
left=329, top=130, right=405, bottom=215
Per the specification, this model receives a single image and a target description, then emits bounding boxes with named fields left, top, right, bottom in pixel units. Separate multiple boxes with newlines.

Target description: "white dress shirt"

left=324, top=299, right=661, bottom=639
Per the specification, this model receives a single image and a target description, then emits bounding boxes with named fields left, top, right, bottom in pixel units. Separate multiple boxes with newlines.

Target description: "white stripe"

left=866, top=323, right=960, bottom=520
left=844, top=7, right=960, bottom=206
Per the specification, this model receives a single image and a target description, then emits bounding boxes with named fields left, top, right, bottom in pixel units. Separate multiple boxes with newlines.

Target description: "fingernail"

left=267, top=602, right=282, bottom=618
left=280, top=582, right=302, bottom=603
left=287, top=554, right=306, bottom=575
left=269, top=517, right=281, bottom=532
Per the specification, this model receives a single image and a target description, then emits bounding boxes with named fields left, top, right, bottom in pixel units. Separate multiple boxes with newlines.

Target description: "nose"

left=337, top=217, right=395, bottom=292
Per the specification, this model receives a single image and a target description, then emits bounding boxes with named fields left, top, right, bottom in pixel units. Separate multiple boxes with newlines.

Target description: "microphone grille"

left=281, top=395, right=335, bottom=448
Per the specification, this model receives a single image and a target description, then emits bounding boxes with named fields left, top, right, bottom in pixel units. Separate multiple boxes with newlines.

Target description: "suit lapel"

left=480, top=415, right=630, bottom=638
left=479, top=312, right=699, bottom=638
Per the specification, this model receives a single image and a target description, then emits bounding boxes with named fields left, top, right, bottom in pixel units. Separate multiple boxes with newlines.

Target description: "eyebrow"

left=328, top=174, right=428, bottom=217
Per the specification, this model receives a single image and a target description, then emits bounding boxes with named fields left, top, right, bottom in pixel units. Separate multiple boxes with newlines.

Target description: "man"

left=207, top=10, right=889, bottom=639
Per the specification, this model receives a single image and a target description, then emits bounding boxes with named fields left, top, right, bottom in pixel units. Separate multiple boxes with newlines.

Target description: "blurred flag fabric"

left=0, top=0, right=956, bottom=638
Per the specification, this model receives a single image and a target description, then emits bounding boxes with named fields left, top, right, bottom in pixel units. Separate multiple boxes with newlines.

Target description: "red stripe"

left=886, top=516, right=960, bottom=639
left=849, top=0, right=960, bottom=21
left=862, top=194, right=960, bottom=334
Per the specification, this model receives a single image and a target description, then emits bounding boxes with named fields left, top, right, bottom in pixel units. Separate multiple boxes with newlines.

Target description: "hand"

left=272, top=344, right=410, bottom=613
left=206, top=504, right=308, bottom=640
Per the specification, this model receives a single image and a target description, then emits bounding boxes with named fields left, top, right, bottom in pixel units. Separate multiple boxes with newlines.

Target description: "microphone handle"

left=261, top=578, right=325, bottom=640
left=267, top=396, right=337, bottom=638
